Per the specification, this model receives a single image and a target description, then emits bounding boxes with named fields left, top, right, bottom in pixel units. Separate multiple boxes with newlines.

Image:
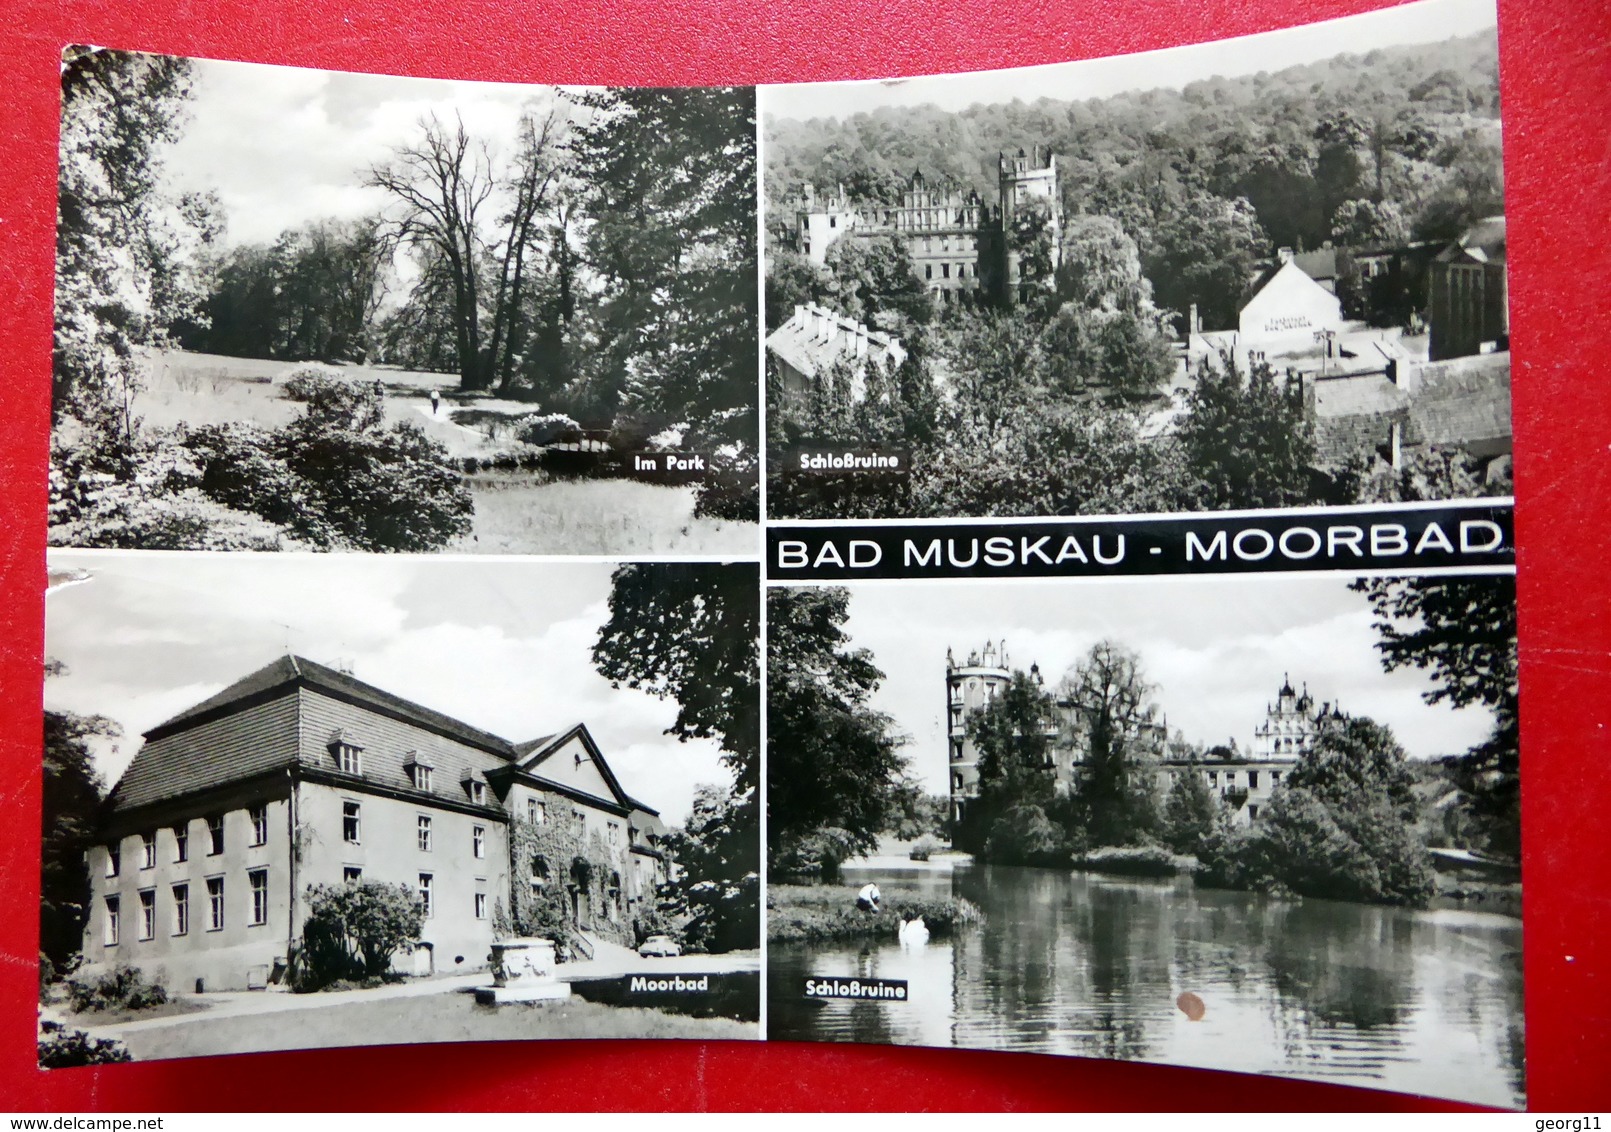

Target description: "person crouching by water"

left=856, top=882, right=881, bottom=913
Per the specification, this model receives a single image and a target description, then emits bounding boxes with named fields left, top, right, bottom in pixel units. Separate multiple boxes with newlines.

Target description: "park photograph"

left=49, top=48, right=758, bottom=556
left=762, top=0, right=1512, bottom=521
left=764, top=571, right=1523, bottom=1107
left=38, top=552, right=760, bottom=1063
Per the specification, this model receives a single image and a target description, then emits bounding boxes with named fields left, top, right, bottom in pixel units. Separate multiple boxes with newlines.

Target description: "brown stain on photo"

left=1176, top=991, right=1206, bottom=1021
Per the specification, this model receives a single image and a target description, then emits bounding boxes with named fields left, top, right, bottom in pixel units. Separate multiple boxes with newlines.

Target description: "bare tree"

left=369, top=107, right=569, bottom=393
left=368, top=115, right=497, bottom=391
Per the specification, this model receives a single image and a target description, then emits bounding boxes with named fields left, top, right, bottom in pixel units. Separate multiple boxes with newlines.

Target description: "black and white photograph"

left=38, top=552, right=759, bottom=1065
left=762, top=0, right=1510, bottom=522
left=50, top=49, right=758, bottom=556
left=765, top=572, right=1522, bottom=1107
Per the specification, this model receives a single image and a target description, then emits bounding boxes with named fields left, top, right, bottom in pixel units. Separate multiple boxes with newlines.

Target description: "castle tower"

left=946, top=641, right=1014, bottom=826
left=997, top=145, right=1062, bottom=305
left=1252, top=673, right=1342, bottom=760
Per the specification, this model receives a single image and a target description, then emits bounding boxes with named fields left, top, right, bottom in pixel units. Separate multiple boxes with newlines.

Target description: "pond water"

left=768, top=864, right=1525, bottom=1108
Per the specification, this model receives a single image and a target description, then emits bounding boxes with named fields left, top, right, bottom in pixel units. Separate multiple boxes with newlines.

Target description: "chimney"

left=1278, top=247, right=1295, bottom=264
left=792, top=304, right=805, bottom=329
left=1188, top=302, right=1199, bottom=336
left=1389, top=420, right=1403, bottom=469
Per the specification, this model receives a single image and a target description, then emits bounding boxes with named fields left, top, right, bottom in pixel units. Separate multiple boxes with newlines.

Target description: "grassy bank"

left=112, top=990, right=755, bottom=1060
left=766, top=884, right=982, bottom=945
left=454, top=474, right=757, bottom=555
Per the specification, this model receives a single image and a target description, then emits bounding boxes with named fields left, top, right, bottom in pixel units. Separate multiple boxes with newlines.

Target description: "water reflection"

left=768, top=864, right=1524, bottom=1108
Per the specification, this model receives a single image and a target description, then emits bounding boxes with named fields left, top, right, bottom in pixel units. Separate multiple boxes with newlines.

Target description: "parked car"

left=638, top=934, right=681, bottom=958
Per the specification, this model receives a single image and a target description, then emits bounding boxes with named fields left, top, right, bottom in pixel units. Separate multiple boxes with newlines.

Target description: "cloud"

left=44, top=552, right=724, bottom=824
left=835, top=575, right=1501, bottom=795
left=161, top=57, right=545, bottom=247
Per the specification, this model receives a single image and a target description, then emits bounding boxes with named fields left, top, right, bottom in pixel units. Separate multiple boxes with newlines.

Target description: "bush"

left=295, top=881, right=424, bottom=991
left=178, top=422, right=301, bottom=526
left=281, top=368, right=385, bottom=431
left=38, top=1020, right=131, bottom=1068
left=276, top=418, right=474, bottom=551
left=1079, top=844, right=1182, bottom=877
left=67, top=966, right=169, bottom=1013
left=983, top=803, right=1069, bottom=867
left=513, top=413, right=583, bottom=447
left=908, top=835, right=943, bottom=862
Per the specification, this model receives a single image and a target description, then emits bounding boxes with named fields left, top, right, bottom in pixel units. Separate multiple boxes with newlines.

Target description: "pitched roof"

left=766, top=303, right=906, bottom=381
left=509, top=723, right=635, bottom=812
left=145, top=654, right=516, bottom=756
left=1437, top=215, right=1506, bottom=265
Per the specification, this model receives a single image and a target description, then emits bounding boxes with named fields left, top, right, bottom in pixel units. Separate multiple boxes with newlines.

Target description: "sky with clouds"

left=821, top=572, right=1506, bottom=796
left=761, top=0, right=1497, bottom=122
left=159, top=58, right=570, bottom=248
left=44, top=552, right=739, bottom=825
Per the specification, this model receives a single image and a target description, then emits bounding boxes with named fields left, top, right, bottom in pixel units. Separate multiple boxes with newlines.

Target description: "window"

left=1248, top=804, right=1261, bottom=822
left=206, top=877, right=224, bottom=931
left=172, top=884, right=189, bottom=936
left=1271, top=771, right=1282, bottom=784
left=343, top=867, right=363, bottom=884
left=207, top=814, right=224, bottom=856
left=474, top=892, right=488, bottom=920
left=530, top=856, right=550, bottom=890
left=140, top=832, right=156, bottom=870
left=343, top=801, right=361, bottom=844
left=607, top=821, right=621, bottom=847
left=417, top=815, right=433, bottom=852
left=527, top=799, right=546, bottom=825
left=417, top=873, right=433, bottom=918
left=138, top=890, right=156, bottom=940
left=173, top=823, right=189, bottom=863
left=331, top=737, right=364, bottom=776
left=924, top=264, right=932, bottom=280
left=249, top=804, right=269, bottom=846
left=249, top=868, right=268, bottom=926
left=103, top=896, right=120, bottom=947
left=467, top=780, right=487, bottom=805
left=1248, top=771, right=1260, bottom=789
left=106, top=843, right=120, bottom=877
left=411, top=765, right=434, bottom=793
left=1207, top=771, right=1218, bottom=785
left=941, top=263, right=950, bottom=279
left=472, top=825, right=486, bottom=860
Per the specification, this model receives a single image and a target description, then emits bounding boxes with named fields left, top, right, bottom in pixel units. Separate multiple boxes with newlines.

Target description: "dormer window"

left=405, top=752, right=435, bottom=793
left=462, top=770, right=487, bottom=806
left=328, top=730, right=364, bottom=776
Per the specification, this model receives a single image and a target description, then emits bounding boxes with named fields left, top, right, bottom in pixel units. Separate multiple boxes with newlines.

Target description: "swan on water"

left=898, top=915, right=930, bottom=946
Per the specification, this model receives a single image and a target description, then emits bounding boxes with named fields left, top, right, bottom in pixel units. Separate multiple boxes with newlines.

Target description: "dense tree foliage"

left=1201, top=716, right=1435, bottom=906
left=768, top=31, right=1502, bottom=304
left=297, top=881, right=426, bottom=989
left=41, top=707, right=114, bottom=971
left=592, top=563, right=760, bottom=950
left=766, top=587, right=910, bottom=870
left=55, top=49, right=215, bottom=438
left=960, top=671, right=1061, bottom=856
left=1059, top=642, right=1165, bottom=849
left=1352, top=574, right=1519, bottom=858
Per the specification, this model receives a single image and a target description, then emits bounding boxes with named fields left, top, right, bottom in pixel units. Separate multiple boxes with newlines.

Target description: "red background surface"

left=2, top=0, right=1608, bottom=1112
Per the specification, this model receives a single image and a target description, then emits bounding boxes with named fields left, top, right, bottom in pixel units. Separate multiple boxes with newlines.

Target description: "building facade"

left=944, top=645, right=1346, bottom=831
left=1429, top=215, right=1508, bottom=361
left=766, top=302, right=908, bottom=409
left=786, top=147, right=1060, bottom=308
left=80, top=656, right=669, bottom=991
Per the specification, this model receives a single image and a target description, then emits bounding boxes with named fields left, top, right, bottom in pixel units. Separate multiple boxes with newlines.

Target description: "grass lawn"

left=55, top=998, right=211, bottom=1028
left=766, top=883, right=981, bottom=945
left=121, top=350, right=759, bottom=555
left=114, top=990, right=757, bottom=1060
left=455, top=473, right=758, bottom=556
